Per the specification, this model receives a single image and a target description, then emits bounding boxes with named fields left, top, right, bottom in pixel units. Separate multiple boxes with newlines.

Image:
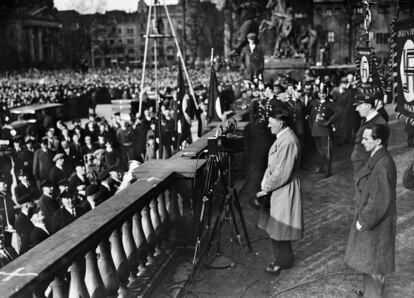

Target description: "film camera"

left=207, top=118, right=244, bottom=155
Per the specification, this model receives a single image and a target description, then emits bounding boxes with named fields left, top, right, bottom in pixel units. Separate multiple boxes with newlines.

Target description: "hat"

left=74, top=161, right=84, bottom=168
left=93, top=149, right=105, bottom=156
left=247, top=33, right=256, bottom=40
left=17, top=169, right=28, bottom=177
left=53, top=153, right=64, bottom=162
left=353, top=92, right=379, bottom=106
left=28, top=205, right=41, bottom=219
left=41, top=136, right=48, bottom=145
left=40, top=179, right=53, bottom=188
left=59, top=190, right=73, bottom=200
left=85, top=184, right=99, bottom=196
left=58, top=179, right=69, bottom=188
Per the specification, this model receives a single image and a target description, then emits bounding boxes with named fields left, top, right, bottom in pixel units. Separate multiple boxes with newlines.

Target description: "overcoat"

left=345, top=148, right=397, bottom=275
left=258, top=127, right=303, bottom=241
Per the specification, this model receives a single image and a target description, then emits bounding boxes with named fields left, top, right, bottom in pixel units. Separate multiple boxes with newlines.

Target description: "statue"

left=259, top=0, right=316, bottom=57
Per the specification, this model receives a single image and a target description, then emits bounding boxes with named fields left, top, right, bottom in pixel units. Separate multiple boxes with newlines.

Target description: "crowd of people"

left=0, top=49, right=411, bottom=297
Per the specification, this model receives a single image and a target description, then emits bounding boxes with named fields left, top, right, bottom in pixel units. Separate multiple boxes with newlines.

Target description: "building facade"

left=0, top=0, right=62, bottom=69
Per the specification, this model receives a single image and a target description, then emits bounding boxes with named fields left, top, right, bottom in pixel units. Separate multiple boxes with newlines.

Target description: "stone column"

left=28, top=28, right=35, bottom=63
left=38, top=29, right=43, bottom=62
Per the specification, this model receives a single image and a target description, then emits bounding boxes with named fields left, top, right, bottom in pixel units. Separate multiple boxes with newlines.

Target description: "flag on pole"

left=207, top=67, right=224, bottom=122
left=174, top=61, right=185, bottom=132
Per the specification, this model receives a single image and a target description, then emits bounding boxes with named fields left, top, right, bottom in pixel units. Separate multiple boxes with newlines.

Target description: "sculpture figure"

left=259, top=0, right=296, bottom=57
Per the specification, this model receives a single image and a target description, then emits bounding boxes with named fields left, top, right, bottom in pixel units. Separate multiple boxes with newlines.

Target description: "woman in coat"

left=257, top=108, right=303, bottom=274
left=345, top=124, right=397, bottom=297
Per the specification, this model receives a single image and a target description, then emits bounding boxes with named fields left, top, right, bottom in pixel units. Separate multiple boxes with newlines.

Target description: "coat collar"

left=356, top=147, right=387, bottom=182
left=269, top=127, right=294, bottom=155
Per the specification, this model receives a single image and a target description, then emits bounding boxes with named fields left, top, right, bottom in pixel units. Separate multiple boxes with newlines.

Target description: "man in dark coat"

left=309, top=83, right=339, bottom=177
left=95, top=170, right=116, bottom=206
left=0, top=176, right=15, bottom=248
left=240, top=33, right=264, bottom=82
left=29, top=207, right=50, bottom=247
left=351, top=94, right=388, bottom=177
left=345, top=124, right=396, bottom=297
left=33, top=137, right=54, bottom=189
left=49, top=153, right=69, bottom=187
left=50, top=191, right=86, bottom=234
left=14, top=169, right=39, bottom=203
left=14, top=195, right=34, bottom=254
left=37, top=179, right=59, bottom=230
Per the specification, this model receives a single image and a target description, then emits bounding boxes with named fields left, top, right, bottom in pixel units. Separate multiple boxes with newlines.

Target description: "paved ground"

left=171, top=110, right=414, bottom=298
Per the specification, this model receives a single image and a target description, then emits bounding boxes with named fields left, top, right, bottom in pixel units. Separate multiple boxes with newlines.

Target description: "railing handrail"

left=0, top=112, right=248, bottom=298
left=0, top=159, right=206, bottom=298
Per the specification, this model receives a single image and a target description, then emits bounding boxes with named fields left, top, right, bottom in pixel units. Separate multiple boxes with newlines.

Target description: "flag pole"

left=138, top=3, right=153, bottom=117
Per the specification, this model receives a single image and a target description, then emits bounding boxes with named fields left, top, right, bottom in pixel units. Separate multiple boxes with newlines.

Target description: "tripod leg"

left=227, top=195, right=247, bottom=265
left=231, top=188, right=252, bottom=252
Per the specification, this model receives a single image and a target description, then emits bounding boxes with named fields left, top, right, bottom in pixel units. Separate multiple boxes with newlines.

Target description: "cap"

left=59, top=190, right=73, bottom=200
left=93, top=149, right=105, bottom=157
left=74, top=161, right=84, bottom=168
left=53, top=153, right=64, bottom=162
left=85, top=184, right=99, bottom=196
left=353, top=93, right=377, bottom=106
left=40, top=179, right=53, bottom=188
left=247, top=33, right=256, bottom=40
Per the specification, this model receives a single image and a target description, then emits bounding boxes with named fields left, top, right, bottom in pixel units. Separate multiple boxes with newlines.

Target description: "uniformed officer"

left=309, top=82, right=339, bottom=177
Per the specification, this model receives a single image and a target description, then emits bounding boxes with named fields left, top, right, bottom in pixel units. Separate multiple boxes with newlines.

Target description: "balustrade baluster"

left=149, top=198, right=162, bottom=255
left=84, top=249, right=106, bottom=298
left=52, top=274, right=68, bottom=298
left=141, top=205, right=156, bottom=264
left=168, top=188, right=182, bottom=244
left=122, top=218, right=139, bottom=280
left=98, top=239, right=120, bottom=297
left=69, top=260, right=89, bottom=298
left=110, top=228, right=130, bottom=297
left=132, top=212, right=149, bottom=276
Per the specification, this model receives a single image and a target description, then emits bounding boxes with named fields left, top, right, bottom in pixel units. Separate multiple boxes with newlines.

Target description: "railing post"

left=132, top=212, right=149, bottom=276
left=69, top=260, right=89, bottom=298
left=141, top=205, right=156, bottom=264
left=52, top=274, right=68, bottom=298
left=85, top=249, right=106, bottom=298
left=150, top=198, right=162, bottom=255
left=110, top=228, right=130, bottom=297
left=98, top=239, right=120, bottom=297
left=122, top=218, right=139, bottom=280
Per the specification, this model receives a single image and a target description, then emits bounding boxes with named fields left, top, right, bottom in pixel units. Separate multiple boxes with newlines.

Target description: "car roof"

left=10, top=103, right=63, bottom=114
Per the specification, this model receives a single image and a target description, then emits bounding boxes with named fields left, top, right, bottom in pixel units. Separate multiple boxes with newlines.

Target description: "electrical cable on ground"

left=268, top=272, right=362, bottom=297
left=238, top=279, right=259, bottom=298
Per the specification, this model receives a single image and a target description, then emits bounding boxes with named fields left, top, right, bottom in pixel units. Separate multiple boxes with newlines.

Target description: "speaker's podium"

left=111, top=99, right=132, bottom=120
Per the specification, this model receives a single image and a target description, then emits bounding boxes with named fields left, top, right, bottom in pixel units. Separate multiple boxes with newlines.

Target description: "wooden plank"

left=0, top=159, right=206, bottom=297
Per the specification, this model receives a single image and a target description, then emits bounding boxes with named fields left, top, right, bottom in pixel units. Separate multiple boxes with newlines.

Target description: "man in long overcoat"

left=257, top=109, right=302, bottom=274
left=345, top=124, right=396, bottom=297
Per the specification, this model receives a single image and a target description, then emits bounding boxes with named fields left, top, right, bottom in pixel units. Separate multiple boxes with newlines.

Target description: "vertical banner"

left=395, top=19, right=414, bottom=126
left=355, top=47, right=383, bottom=95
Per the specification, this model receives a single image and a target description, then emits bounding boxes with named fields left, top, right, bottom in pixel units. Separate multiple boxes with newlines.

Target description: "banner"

left=395, top=19, right=414, bottom=126
left=207, top=67, right=223, bottom=122
left=355, top=47, right=383, bottom=95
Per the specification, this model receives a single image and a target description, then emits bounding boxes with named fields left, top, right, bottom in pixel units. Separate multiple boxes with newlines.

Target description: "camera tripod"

left=192, top=151, right=252, bottom=269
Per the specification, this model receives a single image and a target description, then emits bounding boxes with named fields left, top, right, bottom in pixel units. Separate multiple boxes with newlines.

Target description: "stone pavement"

left=158, top=111, right=414, bottom=298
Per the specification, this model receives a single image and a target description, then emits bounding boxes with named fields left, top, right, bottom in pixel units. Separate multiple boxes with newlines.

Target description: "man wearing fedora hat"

left=14, top=192, right=34, bottom=254
left=351, top=93, right=388, bottom=177
left=37, top=179, right=59, bottom=230
left=49, top=153, right=69, bottom=187
left=240, top=32, right=264, bottom=82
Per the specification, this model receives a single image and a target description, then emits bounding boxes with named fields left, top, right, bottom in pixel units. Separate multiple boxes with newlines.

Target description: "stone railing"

left=0, top=112, right=248, bottom=298
left=0, top=129, right=230, bottom=298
